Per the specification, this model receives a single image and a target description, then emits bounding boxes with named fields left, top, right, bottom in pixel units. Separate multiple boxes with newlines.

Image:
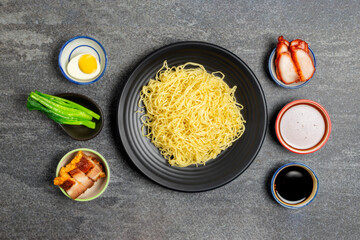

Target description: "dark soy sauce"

left=274, top=166, right=313, bottom=204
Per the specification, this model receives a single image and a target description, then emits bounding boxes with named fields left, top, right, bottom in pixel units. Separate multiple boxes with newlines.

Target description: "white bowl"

left=58, top=36, right=107, bottom=85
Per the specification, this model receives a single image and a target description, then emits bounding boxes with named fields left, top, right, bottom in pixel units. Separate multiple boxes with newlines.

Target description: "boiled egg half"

left=67, top=54, right=101, bottom=80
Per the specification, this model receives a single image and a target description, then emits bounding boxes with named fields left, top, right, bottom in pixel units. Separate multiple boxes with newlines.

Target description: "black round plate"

left=117, top=41, right=267, bottom=192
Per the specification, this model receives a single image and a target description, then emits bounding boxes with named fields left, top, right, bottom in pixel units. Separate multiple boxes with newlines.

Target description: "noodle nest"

left=139, top=61, right=245, bottom=167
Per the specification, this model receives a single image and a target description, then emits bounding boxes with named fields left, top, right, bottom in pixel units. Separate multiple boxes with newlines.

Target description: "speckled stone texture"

left=1, top=0, right=359, bottom=239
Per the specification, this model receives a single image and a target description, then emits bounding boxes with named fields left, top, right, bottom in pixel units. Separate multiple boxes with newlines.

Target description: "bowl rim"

left=55, top=148, right=110, bottom=201
left=56, top=93, right=104, bottom=141
left=268, top=45, right=316, bottom=89
left=270, top=162, right=319, bottom=209
left=58, top=35, right=108, bottom=85
left=275, top=99, right=331, bottom=154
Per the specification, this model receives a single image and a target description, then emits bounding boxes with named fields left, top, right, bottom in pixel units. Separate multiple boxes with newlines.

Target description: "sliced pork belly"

left=60, top=178, right=76, bottom=191
left=76, top=156, right=95, bottom=173
left=54, top=151, right=107, bottom=200
left=86, top=164, right=104, bottom=181
left=276, top=52, right=299, bottom=84
left=80, top=154, right=106, bottom=181
left=69, top=168, right=94, bottom=189
left=290, top=48, right=315, bottom=81
left=61, top=178, right=87, bottom=199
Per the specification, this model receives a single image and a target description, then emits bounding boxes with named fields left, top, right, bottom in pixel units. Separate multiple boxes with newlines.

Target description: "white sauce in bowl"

left=280, top=104, right=325, bottom=149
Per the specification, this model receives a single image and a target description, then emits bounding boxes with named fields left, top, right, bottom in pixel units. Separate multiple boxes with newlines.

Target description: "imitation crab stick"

left=275, top=36, right=315, bottom=84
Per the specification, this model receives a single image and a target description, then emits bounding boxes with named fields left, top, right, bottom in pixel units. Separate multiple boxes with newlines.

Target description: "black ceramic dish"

left=117, top=41, right=267, bottom=192
left=56, top=93, right=104, bottom=141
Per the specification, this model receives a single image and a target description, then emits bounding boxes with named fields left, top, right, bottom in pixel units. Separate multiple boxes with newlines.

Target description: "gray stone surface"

left=1, top=0, right=359, bottom=239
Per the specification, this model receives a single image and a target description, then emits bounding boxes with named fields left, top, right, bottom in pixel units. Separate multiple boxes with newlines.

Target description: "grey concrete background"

left=1, top=0, right=359, bottom=239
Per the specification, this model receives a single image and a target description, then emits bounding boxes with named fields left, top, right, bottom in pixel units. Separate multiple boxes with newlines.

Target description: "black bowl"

left=117, top=41, right=267, bottom=192
left=56, top=93, right=104, bottom=141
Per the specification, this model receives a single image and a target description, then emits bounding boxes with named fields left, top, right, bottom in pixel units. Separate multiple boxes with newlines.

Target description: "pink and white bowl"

left=275, top=99, right=331, bottom=154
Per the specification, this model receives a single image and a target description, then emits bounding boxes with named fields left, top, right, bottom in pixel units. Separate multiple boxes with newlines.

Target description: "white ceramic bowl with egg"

left=58, top=36, right=107, bottom=85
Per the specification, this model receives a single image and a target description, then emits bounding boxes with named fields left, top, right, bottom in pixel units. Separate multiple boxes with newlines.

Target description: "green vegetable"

left=27, top=91, right=99, bottom=129
left=29, top=92, right=92, bottom=120
left=35, top=91, right=100, bottom=120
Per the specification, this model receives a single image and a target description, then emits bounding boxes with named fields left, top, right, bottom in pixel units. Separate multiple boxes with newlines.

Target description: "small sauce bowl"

left=271, top=162, right=319, bottom=209
left=58, top=36, right=107, bottom=85
left=275, top=99, right=331, bottom=154
left=56, top=148, right=110, bottom=201
left=268, top=45, right=316, bottom=89
left=56, top=93, right=104, bottom=141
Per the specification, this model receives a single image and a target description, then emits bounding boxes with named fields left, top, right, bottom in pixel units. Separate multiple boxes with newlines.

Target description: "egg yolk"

left=78, top=54, right=97, bottom=74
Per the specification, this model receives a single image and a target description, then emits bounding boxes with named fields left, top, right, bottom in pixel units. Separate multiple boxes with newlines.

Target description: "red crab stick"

left=275, top=36, right=315, bottom=84
left=276, top=52, right=300, bottom=84
left=290, top=39, right=309, bottom=53
left=276, top=36, right=290, bottom=56
left=290, top=48, right=315, bottom=82
left=276, top=36, right=299, bottom=84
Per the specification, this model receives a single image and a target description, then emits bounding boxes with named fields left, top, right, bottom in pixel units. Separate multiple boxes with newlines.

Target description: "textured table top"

left=1, top=1, right=359, bottom=239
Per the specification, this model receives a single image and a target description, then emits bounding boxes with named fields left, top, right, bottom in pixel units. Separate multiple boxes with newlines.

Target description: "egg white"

left=67, top=54, right=101, bottom=81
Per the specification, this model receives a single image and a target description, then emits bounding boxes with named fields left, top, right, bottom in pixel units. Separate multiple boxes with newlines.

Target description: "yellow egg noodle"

left=139, top=61, right=245, bottom=167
